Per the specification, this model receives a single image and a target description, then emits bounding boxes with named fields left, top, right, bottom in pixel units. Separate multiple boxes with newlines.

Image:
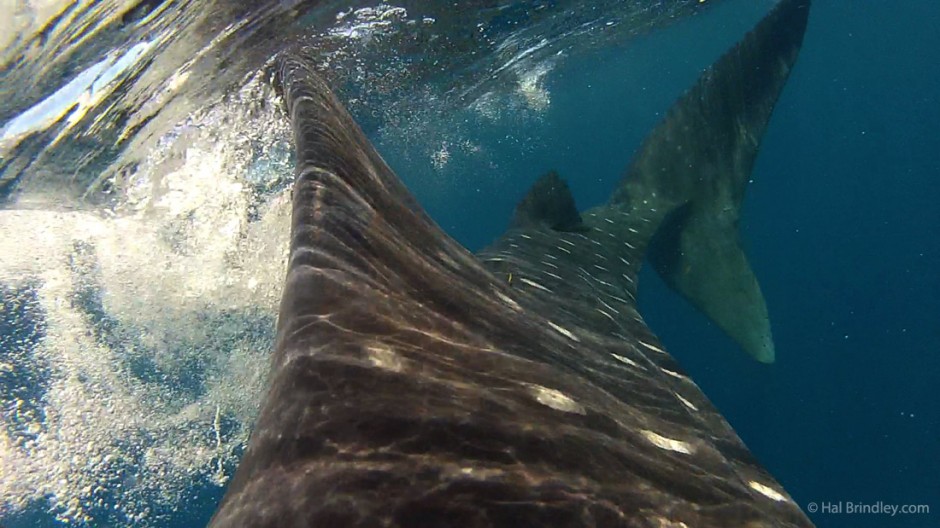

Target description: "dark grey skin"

left=210, top=0, right=814, bottom=526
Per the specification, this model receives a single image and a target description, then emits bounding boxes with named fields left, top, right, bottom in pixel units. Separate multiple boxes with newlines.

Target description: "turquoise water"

left=1, top=1, right=938, bottom=526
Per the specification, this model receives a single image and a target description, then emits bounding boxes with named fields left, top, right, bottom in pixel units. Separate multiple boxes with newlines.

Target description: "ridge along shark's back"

left=210, top=0, right=815, bottom=527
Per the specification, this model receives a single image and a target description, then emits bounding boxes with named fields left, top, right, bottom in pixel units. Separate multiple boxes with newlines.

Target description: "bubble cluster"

left=0, top=75, right=290, bottom=525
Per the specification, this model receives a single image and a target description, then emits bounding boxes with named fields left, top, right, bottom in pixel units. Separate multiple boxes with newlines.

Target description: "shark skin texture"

left=209, top=0, right=814, bottom=526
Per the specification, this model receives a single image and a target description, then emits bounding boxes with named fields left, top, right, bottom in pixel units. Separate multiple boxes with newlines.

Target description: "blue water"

left=2, top=1, right=938, bottom=526
left=392, top=2, right=940, bottom=527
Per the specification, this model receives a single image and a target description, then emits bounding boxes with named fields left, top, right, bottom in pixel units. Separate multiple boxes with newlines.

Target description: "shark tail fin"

left=613, top=0, right=811, bottom=362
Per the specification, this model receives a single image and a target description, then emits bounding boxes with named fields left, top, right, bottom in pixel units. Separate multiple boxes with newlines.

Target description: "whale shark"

left=210, top=0, right=815, bottom=526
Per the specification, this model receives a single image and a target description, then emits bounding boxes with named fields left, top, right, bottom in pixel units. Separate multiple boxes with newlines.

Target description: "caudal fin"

left=612, top=0, right=811, bottom=362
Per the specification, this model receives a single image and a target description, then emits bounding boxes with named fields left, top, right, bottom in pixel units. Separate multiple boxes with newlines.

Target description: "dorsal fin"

left=511, top=170, right=587, bottom=232
left=612, top=0, right=811, bottom=362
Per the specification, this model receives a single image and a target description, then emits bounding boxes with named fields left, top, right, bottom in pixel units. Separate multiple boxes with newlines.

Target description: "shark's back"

left=210, top=1, right=815, bottom=526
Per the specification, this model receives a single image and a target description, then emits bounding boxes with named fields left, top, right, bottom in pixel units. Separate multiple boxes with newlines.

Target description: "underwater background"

left=0, top=0, right=937, bottom=526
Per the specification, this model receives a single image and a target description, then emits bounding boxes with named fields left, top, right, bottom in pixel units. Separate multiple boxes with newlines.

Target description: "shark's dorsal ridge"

left=210, top=1, right=815, bottom=526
